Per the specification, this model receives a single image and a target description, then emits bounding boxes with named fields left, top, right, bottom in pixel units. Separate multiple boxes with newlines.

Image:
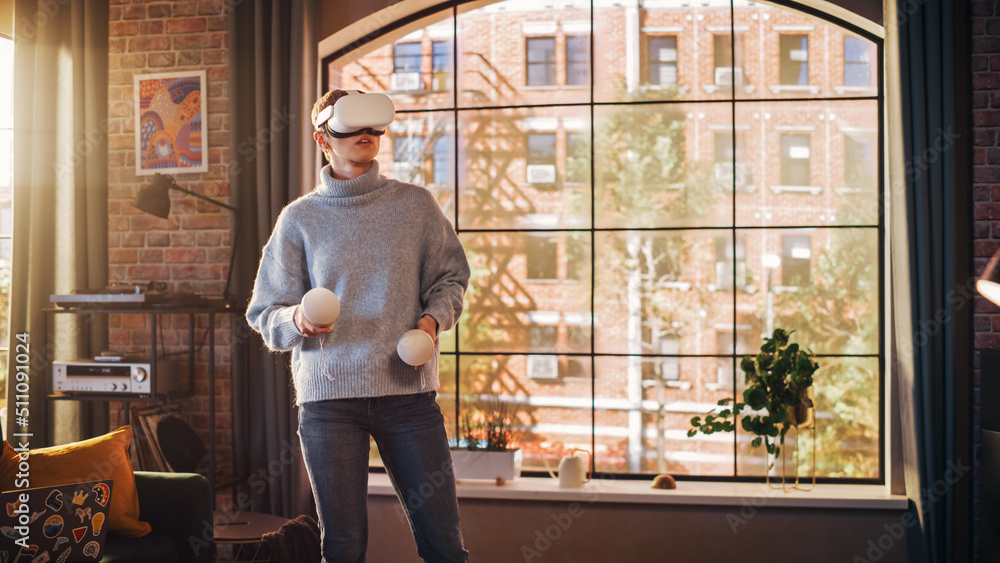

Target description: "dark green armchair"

left=101, top=471, right=214, bottom=563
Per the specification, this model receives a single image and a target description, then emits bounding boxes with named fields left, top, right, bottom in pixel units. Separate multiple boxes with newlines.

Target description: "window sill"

left=368, top=473, right=907, bottom=510
left=771, top=185, right=822, bottom=195
left=833, top=85, right=877, bottom=95
left=768, top=84, right=822, bottom=95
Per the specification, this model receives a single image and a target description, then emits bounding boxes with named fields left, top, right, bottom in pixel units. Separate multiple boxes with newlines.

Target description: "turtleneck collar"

left=315, top=160, right=390, bottom=206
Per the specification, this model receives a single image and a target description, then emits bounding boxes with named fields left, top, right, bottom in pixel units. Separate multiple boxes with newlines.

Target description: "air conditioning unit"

left=432, top=71, right=449, bottom=91
left=714, top=162, right=748, bottom=188
left=715, top=67, right=744, bottom=86
left=527, top=355, right=559, bottom=380
left=390, top=72, right=422, bottom=91
left=526, top=164, right=557, bottom=184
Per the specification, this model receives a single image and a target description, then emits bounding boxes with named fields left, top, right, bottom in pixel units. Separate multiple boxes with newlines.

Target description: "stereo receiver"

left=52, top=359, right=184, bottom=396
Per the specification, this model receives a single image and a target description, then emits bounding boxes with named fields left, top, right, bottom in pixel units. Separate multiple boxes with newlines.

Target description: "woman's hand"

left=414, top=315, right=438, bottom=369
left=294, top=305, right=333, bottom=338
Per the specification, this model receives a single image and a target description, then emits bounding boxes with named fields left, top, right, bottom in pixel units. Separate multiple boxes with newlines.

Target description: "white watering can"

left=548, top=449, right=591, bottom=488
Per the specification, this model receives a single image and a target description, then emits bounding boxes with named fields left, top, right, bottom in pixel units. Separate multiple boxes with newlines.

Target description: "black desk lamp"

left=132, top=173, right=240, bottom=304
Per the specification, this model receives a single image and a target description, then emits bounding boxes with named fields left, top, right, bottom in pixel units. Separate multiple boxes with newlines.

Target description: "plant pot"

left=450, top=448, right=523, bottom=481
left=788, top=387, right=815, bottom=428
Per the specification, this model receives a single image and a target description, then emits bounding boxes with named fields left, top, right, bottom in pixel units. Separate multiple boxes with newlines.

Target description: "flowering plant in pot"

left=688, top=328, right=819, bottom=467
left=451, top=401, right=522, bottom=481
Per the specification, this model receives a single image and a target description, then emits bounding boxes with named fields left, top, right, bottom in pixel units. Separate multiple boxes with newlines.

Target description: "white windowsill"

left=368, top=473, right=907, bottom=510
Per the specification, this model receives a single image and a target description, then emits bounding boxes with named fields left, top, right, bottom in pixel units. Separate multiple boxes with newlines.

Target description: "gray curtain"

left=228, top=0, right=317, bottom=518
left=7, top=0, right=109, bottom=445
left=888, top=0, right=973, bottom=560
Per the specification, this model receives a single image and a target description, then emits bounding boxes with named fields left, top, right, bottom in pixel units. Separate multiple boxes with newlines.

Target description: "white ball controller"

left=397, top=329, right=434, bottom=367
left=301, top=288, right=340, bottom=328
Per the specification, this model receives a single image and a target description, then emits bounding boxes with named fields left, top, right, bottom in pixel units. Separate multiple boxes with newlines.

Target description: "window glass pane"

left=458, top=106, right=591, bottom=230
left=326, top=19, right=454, bottom=112
left=594, top=231, right=734, bottom=356
left=382, top=111, right=456, bottom=223
left=458, top=0, right=591, bottom=107
left=460, top=232, right=592, bottom=354
left=843, top=36, right=874, bottom=88
left=0, top=129, right=10, bottom=193
left=0, top=38, right=10, bottom=130
left=594, top=103, right=733, bottom=229
left=735, top=100, right=880, bottom=227
left=565, top=35, right=590, bottom=86
left=595, top=356, right=735, bottom=475
left=736, top=227, right=879, bottom=356
left=736, top=356, right=879, bottom=479
left=734, top=3, right=878, bottom=100
left=594, top=1, right=732, bottom=103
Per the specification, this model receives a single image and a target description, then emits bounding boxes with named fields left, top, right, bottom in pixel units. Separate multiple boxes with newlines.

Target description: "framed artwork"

left=134, top=70, right=208, bottom=175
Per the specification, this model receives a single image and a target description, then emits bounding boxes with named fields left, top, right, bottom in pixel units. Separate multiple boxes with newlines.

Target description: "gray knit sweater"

left=246, top=161, right=470, bottom=404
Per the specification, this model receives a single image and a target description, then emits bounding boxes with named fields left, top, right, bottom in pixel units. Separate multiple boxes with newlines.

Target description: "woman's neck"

left=329, top=155, right=373, bottom=180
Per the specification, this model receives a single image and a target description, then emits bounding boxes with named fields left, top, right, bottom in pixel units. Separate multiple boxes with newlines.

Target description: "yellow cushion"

left=0, top=425, right=151, bottom=537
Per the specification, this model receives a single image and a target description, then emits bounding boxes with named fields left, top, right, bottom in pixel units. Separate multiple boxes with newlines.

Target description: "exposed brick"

left=110, top=21, right=140, bottom=36
left=122, top=232, right=146, bottom=248
left=139, top=20, right=164, bottom=35
left=165, top=17, right=207, bottom=34
left=171, top=2, right=198, bottom=17
left=147, top=52, right=177, bottom=67
left=123, top=5, right=146, bottom=20
left=178, top=50, right=202, bottom=66
left=148, top=4, right=172, bottom=18
left=165, top=248, right=207, bottom=263
left=139, top=249, right=164, bottom=263
left=147, top=232, right=171, bottom=247
left=198, top=0, right=224, bottom=16
left=128, top=36, right=171, bottom=52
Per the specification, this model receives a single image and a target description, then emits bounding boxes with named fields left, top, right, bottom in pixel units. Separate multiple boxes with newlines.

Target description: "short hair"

left=311, top=89, right=365, bottom=131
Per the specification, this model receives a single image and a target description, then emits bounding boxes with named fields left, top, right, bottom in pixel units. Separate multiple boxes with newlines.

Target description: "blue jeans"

left=298, top=392, right=469, bottom=563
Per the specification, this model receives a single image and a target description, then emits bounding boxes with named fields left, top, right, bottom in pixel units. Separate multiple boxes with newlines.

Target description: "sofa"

left=101, top=471, right=214, bottom=563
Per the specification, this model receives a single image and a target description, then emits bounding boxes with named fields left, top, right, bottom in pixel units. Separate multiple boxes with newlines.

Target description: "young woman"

left=246, top=89, right=470, bottom=562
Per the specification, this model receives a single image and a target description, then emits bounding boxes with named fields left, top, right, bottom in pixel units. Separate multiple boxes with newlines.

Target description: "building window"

left=393, top=41, right=421, bottom=73
left=566, top=35, right=589, bottom=86
left=432, top=136, right=450, bottom=186
left=526, top=236, right=559, bottom=280
left=392, top=135, right=423, bottom=184
left=526, top=132, right=557, bottom=187
left=431, top=40, right=451, bottom=91
left=526, top=37, right=556, bottom=86
left=779, top=34, right=809, bottom=85
left=781, top=234, right=812, bottom=286
left=647, top=36, right=678, bottom=86
left=713, top=34, right=743, bottom=85
left=715, top=235, right=747, bottom=290
left=844, top=133, right=874, bottom=189
left=843, top=37, right=872, bottom=87
left=714, top=132, right=750, bottom=189
left=780, top=133, right=811, bottom=186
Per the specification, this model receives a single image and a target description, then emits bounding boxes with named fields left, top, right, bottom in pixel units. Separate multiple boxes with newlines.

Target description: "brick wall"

left=972, top=0, right=996, bottom=559
left=106, top=0, right=233, bottom=482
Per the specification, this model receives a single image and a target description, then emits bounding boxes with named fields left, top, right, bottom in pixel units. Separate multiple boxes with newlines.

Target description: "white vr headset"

left=314, top=90, right=395, bottom=138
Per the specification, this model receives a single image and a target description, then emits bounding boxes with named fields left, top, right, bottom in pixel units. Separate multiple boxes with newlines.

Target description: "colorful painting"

left=134, top=71, right=208, bottom=175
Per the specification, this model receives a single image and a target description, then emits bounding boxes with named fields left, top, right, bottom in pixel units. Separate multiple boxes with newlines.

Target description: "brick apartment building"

left=326, top=0, right=881, bottom=478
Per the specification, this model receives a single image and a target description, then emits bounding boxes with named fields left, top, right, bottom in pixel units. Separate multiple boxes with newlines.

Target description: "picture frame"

left=134, top=70, right=208, bottom=175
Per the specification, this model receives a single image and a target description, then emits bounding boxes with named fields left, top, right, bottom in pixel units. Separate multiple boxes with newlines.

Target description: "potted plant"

left=688, top=328, right=819, bottom=468
left=450, top=400, right=523, bottom=481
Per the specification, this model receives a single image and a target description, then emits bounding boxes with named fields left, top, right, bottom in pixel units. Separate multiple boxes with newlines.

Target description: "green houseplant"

left=451, top=401, right=523, bottom=481
left=688, top=328, right=819, bottom=465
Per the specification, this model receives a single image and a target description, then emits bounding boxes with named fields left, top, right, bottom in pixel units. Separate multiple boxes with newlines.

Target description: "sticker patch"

left=90, top=484, right=110, bottom=508
left=90, top=513, right=105, bottom=536
left=52, top=537, right=69, bottom=552
left=71, top=490, right=88, bottom=506
left=55, top=548, right=72, bottom=563
left=71, top=527, right=87, bottom=543
left=42, top=515, right=64, bottom=538
left=74, top=508, right=91, bottom=523
left=45, top=491, right=63, bottom=512
left=81, top=541, right=100, bottom=559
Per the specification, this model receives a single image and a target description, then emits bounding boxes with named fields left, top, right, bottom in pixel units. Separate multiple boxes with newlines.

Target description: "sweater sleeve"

left=420, top=210, right=471, bottom=335
left=246, top=213, right=310, bottom=352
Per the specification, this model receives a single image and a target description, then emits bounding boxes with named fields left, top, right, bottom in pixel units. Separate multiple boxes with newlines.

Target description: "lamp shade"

left=131, top=174, right=174, bottom=219
left=979, top=249, right=1000, bottom=306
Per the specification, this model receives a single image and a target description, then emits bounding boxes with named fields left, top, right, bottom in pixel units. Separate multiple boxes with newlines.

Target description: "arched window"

left=323, top=0, right=882, bottom=480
